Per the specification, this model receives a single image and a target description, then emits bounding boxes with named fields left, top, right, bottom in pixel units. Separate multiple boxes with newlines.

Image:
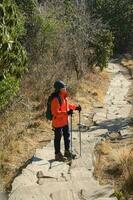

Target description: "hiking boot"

left=64, top=150, right=76, bottom=159
left=55, top=152, right=66, bottom=162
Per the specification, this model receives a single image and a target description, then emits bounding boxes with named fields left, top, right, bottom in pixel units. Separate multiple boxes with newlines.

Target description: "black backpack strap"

left=51, top=92, right=62, bottom=106
left=56, top=95, right=62, bottom=106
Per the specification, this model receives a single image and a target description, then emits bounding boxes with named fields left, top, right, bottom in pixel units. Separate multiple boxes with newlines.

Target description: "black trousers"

left=54, top=125, right=70, bottom=154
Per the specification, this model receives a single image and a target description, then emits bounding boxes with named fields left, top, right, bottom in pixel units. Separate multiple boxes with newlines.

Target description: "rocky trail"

left=5, top=62, right=132, bottom=200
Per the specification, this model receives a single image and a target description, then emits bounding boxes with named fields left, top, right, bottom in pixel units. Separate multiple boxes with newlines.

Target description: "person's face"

left=60, top=88, right=68, bottom=97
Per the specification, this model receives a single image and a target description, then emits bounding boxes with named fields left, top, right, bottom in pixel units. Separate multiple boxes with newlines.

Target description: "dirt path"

left=8, top=62, right=132, bottom=200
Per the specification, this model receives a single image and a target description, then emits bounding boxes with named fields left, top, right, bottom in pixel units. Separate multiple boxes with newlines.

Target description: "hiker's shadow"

left=89, top=117, right=131, bottom=132
left=32, top=156, right=43, bottom=162
left=88, top=117, right=133, bottom=141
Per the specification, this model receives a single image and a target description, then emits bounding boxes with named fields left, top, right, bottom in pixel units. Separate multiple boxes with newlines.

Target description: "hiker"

left=51, top=80, right=81, bottom=161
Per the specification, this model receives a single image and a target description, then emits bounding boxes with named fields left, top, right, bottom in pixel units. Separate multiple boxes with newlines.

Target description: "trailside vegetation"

left=0, top=0, right=27, bottom=110
left=94, top=0, right=133, bottom=53
left=0, top=0, right=114, bottom=110
left=16, top=0, right=113, bottom=99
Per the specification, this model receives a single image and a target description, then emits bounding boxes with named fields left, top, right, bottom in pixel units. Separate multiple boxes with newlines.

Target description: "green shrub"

left=0, top=0, right=27, bottom=110
left=94, top=0, right=133, bottom=53
left=94, top=29, right=114, bottom=70
left=0, top=74, right=19, bottom=110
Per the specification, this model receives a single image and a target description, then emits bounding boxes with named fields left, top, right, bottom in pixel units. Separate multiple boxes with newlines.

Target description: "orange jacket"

left=51, top=93, right=77, bottom=128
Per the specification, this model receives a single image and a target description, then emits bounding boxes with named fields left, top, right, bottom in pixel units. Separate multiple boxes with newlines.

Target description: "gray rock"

left=0, top=192, right=8, bottom=200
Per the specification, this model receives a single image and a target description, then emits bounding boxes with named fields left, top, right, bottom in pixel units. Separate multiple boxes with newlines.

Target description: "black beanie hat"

left=54, top=80, right=66, bottom=92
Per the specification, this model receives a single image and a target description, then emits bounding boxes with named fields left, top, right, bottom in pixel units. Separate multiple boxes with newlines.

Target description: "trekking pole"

left=70, top=113, right=73, bottom=155
left=79, top=110, right=81, bottom=156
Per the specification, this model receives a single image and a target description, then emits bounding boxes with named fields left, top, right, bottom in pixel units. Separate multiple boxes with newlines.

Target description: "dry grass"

left=75, top=70, right=109, bottom=110
left=94, top=137, right=133, bottom=200
left=121, top=59, right=133, bottom=67
left=121, top=58, right=133, bottom=77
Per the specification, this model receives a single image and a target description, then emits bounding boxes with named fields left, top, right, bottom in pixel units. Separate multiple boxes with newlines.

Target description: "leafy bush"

left=94, top=29, right=114, bottom=70
left=0, top=0, right=27, bottom=110
left=0, top=0, right=27, bottom=76
left=0, top=74, right=19, bottom=110
left=94, top=0, right=133, bottom=53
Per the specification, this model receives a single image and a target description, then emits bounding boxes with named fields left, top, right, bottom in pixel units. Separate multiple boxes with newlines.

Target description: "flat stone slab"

left=0, top=192, right=8, bottom=200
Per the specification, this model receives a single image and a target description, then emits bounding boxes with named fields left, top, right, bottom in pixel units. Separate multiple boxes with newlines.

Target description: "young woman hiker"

left=51, top=80, right=81, bottom=161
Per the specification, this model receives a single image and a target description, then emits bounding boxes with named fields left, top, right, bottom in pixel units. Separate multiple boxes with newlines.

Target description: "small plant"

left=114, top=190, right=125, bottom=200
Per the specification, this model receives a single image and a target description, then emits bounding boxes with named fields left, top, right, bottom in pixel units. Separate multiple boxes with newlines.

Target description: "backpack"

left=46, top=92, right=62, bottom=120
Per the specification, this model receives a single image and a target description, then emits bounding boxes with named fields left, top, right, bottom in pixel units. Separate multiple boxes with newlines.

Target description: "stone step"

left=9, top=181, right=115, bottom=200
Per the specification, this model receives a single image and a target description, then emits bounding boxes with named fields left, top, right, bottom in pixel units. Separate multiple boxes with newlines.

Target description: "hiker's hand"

left=75, top=105, right=81, bottom=112
left=67, top=109, right=73, bottom=115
